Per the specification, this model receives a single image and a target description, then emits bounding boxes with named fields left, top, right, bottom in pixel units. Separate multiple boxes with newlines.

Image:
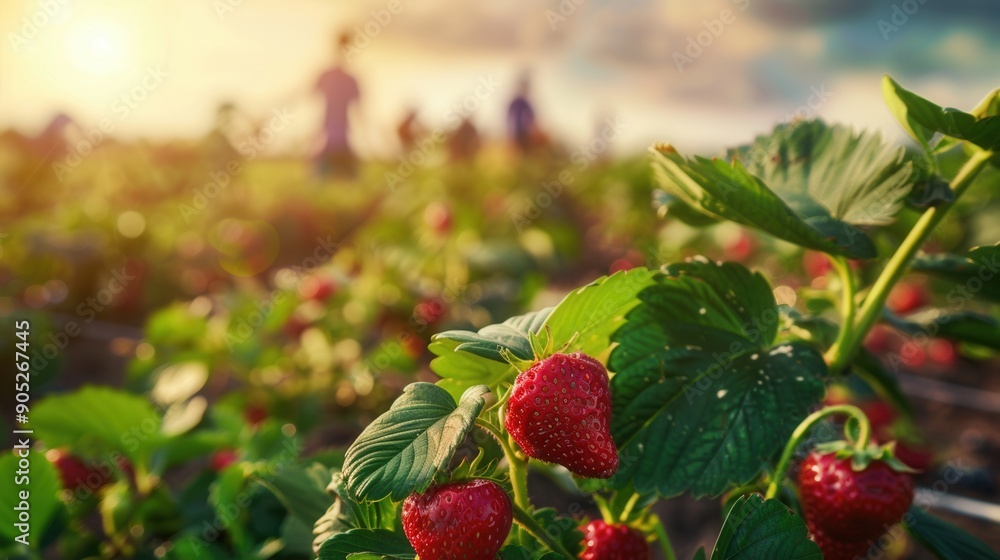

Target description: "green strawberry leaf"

left=343, top=383, right=488, bottom=502
left=651, top=145, right=875, bottom=258
left=653, top=189, right=721, bottom=227
left=313, top=473, right=399, bottom=554
left=911, top=244, right=1000, bottom=303
left=885, top=309, right=1000, bottom=350
left=317, top=528, right=415, bottom=560
left=256, top=462, right=336, bottom=533
left=209, top=463, right=252, bottom=551
left=430, top=338, right=515, bottom=403
left=430, top=268, right=659, bottom=401
left=435, top=308, right=554, bottom=363
left=610, top=259, right=827, bottom=497
left=710, top=494, right=822, bottom=559
left=544, top=267, right=659, bottom=363
left=519, top=508, right=584, bottom=558
left=883, top=76, right=1000, bottom=151
left=904, top=507, right=1000, bottom=560
left=733, top=120, right=914, bottom=227
left=31, top=386, right=162, bottom=465
left=692, top=547, right=707, bottom=560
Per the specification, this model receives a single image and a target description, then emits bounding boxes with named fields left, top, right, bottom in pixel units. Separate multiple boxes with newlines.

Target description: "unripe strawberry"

left=402, top=479, right=512, bottom=560
left=505, top=352, right=618, bottom=478
left=580, top=520, right=650, bottom=560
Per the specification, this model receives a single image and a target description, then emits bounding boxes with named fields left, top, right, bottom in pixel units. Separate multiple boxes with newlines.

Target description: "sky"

left=1, top=0, right=999, bottom=157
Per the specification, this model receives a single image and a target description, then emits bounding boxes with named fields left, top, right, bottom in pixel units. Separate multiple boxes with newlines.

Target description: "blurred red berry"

left=861, top=401, right=897, bottom=433
left=609, top=258, right=634, bottom=273
left=211, top=449, right=240, bottom=472
left=299, top=276, right=336, bottom=301
left=413, top=298, right=447, bottom=326
left=283, top=315, right=310, bottom=339
left=894, top=442, right=933, bottom=471
left=927, top=339, right=956, bottom=366
left=887, top=283, right=927, bottom=314
left=900, top=342, right=927, bottom=368
left=803, top=251, right=832, bottom=278
left=48, top=450, right=111, bottom=491
left=402, top=334, right=426, bottom=358
left=724, top=230, right=754, bottom=262
left=423, top=202, right=452, bottom=234
left=863, top=325, right=894, bottom=353
left=245, top=402, right=268, bottom=427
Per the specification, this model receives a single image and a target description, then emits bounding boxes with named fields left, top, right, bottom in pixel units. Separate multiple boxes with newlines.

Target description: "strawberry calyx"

left=500, top=326, right=582, bottom=373
left=812, top=439, right=918, bottom=473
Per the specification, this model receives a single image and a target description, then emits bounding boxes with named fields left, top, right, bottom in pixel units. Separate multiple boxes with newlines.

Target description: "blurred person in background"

left=396, top=107, right=426, bottom=154
left=203, top=101, right=255, bottom=167
left=313, top=32, right=361, bottom=179
left=447, top=116, right=481, bottom=163
left=507, top=73, right=538, bottom=156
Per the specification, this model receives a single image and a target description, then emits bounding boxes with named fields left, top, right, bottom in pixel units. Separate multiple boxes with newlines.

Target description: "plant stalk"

left=826, top=148, right=994, bottom=373
left=650, top=514, right=678, bottom=560
left=764, top=405, right=871, bottom=499
left=824, top=255, right=857, bottom=366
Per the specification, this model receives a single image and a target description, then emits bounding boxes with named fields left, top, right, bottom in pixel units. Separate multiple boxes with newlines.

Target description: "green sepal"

left=812, top=440, right=918, bottom=473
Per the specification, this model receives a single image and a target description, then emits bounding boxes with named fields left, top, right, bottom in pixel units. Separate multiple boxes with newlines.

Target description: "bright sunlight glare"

left=63, top=17, right=135, bottom=77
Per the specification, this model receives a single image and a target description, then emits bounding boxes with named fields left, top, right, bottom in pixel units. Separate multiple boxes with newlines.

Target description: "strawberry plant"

left=315, top=77, right=1000, bottom=559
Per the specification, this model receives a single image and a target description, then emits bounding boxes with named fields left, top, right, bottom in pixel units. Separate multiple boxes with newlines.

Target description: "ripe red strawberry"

left=48, top=450, right=111, bottom=491
left=505, top=352, right=618, bottom=478
left=402, top=479, right=512, bottom=560
left=581, top=520, right=650, bottom=560
left=798, top=450, right=914, bottom=560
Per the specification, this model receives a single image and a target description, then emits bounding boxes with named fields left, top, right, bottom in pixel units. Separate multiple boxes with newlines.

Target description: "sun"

left=63, top=16, right=136, bottom=77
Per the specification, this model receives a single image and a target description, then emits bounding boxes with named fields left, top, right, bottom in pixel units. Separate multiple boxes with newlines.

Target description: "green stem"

left=593, top=495, right=614, bottom=526
left=618, top=492, right=642, bottom=524
left=824, top=256, right=857, bottom=366
left=476, top=419, right=530, bottom=511
left=826, top=148, right=993, bottom=373
left=512, top=505, right=574, bottom=559
left=650, top=514, right=678, bottom=560
left=764, top=405, right=871, bottom=499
